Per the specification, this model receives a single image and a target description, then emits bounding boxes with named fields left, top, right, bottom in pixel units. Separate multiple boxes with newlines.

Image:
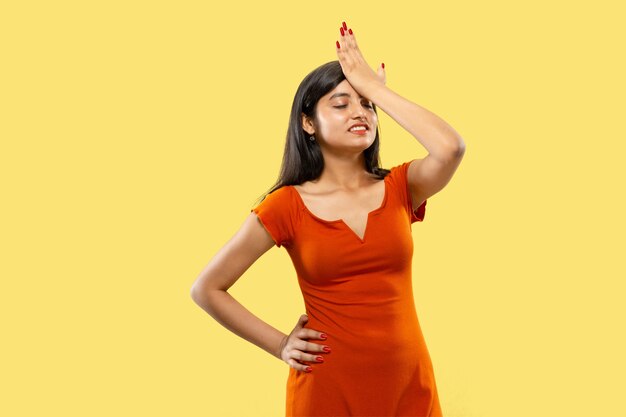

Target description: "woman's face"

left=304, top=80, right=378, bottom=155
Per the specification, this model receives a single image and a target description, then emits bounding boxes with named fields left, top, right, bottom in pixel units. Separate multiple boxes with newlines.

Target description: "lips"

left=349, top=129, right=368, bottom=135
left=348, top=125, right=368, bottom=135
left=348, top=123, right=369, bottom=132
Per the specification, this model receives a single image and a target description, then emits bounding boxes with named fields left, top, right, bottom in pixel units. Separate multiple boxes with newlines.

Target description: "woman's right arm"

left=190, top=212, right=288, bottom=360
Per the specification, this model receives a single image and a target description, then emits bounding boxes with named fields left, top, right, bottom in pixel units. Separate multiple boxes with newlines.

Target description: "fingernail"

left=316, top=356, right=324, bottom=362
left=348, top=28, right=353, bottom=35
left=323, top=346, right=331, bottom=352
left=382, top=63, right=385, bottom=69
left=320, top=333, right=327, bottom=339
left=336, top=41, right=340, bottom=49
left=306, top=366, right=312, bottom=372
left=342, top=22, right=347, bottom=30
left=340, top=27, right=344, bottom=36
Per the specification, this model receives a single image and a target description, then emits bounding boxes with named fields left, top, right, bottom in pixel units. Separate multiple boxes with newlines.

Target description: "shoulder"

left=254, top=185, right=294, bottom=206
left=384, top=160, right=414, bottom=185
left=385, top=159, right=427, bottom=222
left=252, top=185, right=301, bottom=221
left=251, top=185, right=301, bottom=248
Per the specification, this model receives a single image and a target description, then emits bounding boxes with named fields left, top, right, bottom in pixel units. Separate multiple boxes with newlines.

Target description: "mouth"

left=348, top=124, right=369, bottom=135
left=348, top=128, right=368, bottom=135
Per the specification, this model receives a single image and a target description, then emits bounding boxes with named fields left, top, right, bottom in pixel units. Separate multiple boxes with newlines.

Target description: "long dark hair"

left=252, top=60, right=390, bottom=207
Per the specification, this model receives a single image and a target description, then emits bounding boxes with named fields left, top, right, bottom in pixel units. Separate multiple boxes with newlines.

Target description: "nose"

left=352, top=104, right=367, bottom=119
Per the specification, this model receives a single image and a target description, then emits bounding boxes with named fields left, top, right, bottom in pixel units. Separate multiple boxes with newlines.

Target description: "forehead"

left=323, top=85, right=367, bottom=101
left=323, top=80, right=368, bottom=101
left=327, top=91, right=367, bottom=101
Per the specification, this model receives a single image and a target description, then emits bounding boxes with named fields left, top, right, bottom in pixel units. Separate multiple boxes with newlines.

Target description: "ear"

left=301, top=113, right=315, bottom=135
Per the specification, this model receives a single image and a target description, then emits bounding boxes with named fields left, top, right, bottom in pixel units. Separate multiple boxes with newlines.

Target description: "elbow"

left=452, top=137, right=466, bottom=157
left=434, top=141, right=465, bottom=164
left=190, top=285, right=208, bottom=306
left=190, top=285, right=223, bottom=311
left=443, top=140, right=465, bottom=160
left=435, top=137, right=465, bottom=162
left=190, top=286, right=200, bottom=305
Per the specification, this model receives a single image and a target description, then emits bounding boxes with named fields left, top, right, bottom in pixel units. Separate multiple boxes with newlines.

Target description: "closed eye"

left=334, top=104, right=373, bottom=109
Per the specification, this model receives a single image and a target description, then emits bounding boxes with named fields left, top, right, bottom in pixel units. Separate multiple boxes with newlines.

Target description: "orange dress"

left=251, top=159, right=443, bottom=417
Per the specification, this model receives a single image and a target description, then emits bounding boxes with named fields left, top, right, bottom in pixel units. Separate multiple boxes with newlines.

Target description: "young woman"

left=191, top=21, right=465, bottom=417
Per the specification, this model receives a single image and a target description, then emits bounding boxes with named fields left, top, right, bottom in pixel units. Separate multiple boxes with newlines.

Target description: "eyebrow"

left=328, top=92, right=369, bottom=101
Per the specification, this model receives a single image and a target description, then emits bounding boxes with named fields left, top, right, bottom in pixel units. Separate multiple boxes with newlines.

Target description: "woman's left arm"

left=369, top=83, right=466, bottom=206
left=337, top=21, right=466, bottom=204
left=367, top=83, right=465, bottom=158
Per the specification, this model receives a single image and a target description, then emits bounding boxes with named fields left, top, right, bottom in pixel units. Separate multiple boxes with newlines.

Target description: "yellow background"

left=2, top=1, right=624, bottom=416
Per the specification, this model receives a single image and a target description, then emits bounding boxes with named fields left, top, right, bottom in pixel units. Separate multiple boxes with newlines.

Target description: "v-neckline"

left=289, top=176, right=388, bottom=244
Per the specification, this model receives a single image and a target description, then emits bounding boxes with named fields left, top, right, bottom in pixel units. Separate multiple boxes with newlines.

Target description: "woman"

left=191, top=21, right=465, bottom=417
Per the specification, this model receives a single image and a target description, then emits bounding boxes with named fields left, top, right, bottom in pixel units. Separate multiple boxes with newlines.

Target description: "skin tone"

left=301, top=79, right=379, bottom=191
left=281, top=21, right=389, bottom=373
left=298, top=80, right=386, bottom=232
left=300, top=19, right=387, bottom=193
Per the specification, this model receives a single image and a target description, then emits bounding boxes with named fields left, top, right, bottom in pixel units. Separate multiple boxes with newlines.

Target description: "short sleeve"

left=388, top=159, right=427, bottom=224
left=251, top=186, right=298, bottom=248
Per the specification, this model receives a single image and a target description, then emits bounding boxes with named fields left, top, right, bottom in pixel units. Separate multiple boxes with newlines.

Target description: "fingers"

left=337, top=25, right=354, bottom=56
left=346, top=25, right=358, bottom=51
left=295, top=314, right=327, bottom=341
left=282, top=314, right=331, bottom=373
left=284, top=339, right=330, bottom=373
left=286, top=357, right=312, bottom=373
left=336, top=22, right=366, bottom=70
left=296, top=327, right=326, bottom=340
left=338, top=21, right=357, bottom=49
left=377, top=64, right=386, bottom=85
left=297, top=339, right=328, bottom=362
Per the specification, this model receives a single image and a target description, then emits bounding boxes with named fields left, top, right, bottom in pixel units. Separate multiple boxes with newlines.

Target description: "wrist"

left=277, top=335, right=288, bottom=359
left=365, top=82, right=388, bottom=103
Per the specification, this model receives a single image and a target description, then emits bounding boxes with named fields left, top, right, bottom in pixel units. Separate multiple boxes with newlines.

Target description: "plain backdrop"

left=1, top=1, right=625, bottom=416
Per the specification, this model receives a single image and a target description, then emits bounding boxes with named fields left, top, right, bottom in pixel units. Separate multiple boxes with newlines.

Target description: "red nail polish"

left=382, top=63, right=385, bottom=69
left=348, top=28, right=353, bottom=35
left=342, top=22, right=347, bottom=30
left=336, top=41, right=340, bottom=49
left=340, top=27, right=344, bottom=36
left=320, top=333, right=327, bottom=339
left=306, top=366, right=312, bottom=372
left=316, top=356, right=324, bottom=362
